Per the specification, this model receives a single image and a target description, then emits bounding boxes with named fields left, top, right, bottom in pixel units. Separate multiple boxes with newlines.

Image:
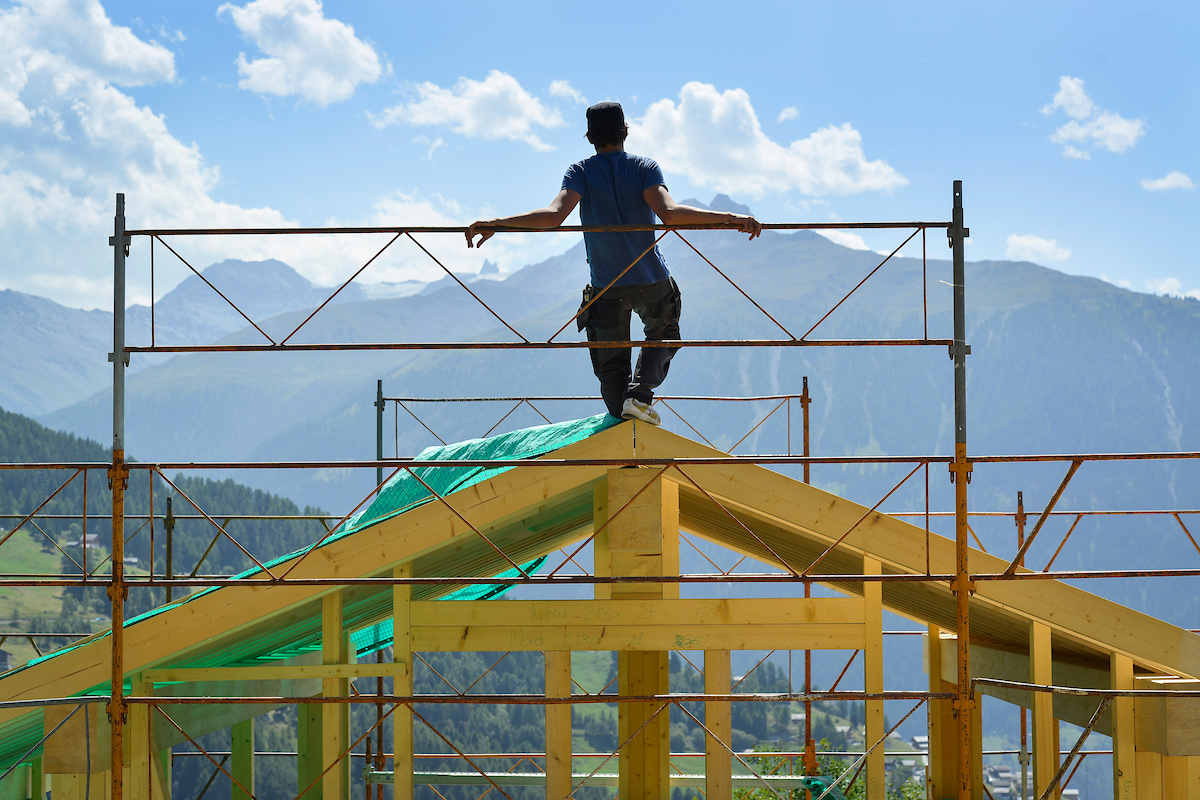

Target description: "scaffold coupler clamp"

left=107, top=350, right=130, bottom=366
left=108, top=232, right=130, bottom=257
left=951, top=692, right=977, bottom=717
left=948, top=460, right=973, bottom=484
left=946, top=224, right=969, bottom=248
left=105, top=699, right=127, bottom=725
left=948, top=341, right=971, bottom=360
left=107, top=461, right=130, bottom=491
left=950, top=578, right=977, bottom=595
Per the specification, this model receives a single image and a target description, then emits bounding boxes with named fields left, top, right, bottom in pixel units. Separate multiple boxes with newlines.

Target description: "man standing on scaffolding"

left=466, top=101, right=761, bottom=425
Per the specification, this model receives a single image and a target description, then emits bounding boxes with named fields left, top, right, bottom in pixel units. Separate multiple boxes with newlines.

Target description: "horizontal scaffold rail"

left=125, top=338, right=953, bottom=353
left=125, top=221, right=952, bottom=236
left=6, top=450, right=1198, bottom=472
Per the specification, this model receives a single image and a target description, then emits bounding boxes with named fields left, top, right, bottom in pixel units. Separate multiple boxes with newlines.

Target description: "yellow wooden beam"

left=863, top=557, right=884, bottom=800
left=231, top=718, right=253, bottom=800
left=1031, top=621, right=1058, bottom=799
left=43, top=704, right=109, bottom=775
left=393, top=562, right=414, bottom=800
left=593, top=477, right=610, bottom=601
left=0, top=425, right=633, bottom=729
left=544, top=651, right=571, bottom=799
left=705, top=650, right=732, bottom=800
left=636, top=425, right=1200, bottom=681
left=925, top=627, right=957, bottom=800
left=412, top=623, right=865, bottom=653
left=297, top=698, right=322, bottom=800
left=1113, top=652, right=1137, bottom=798
left=1162, top=756, right=1197, bottom=800
left=128, top=673, right=150, bottom=800
left=608, top=467, right=671, bottom=800
left=321, top=593, right=346, bottom=800
left=1137, top=751, right=1163, bottom=800
left=144, top=664, right=407, bottom=683
left=411, top=597, right=864, bottom=628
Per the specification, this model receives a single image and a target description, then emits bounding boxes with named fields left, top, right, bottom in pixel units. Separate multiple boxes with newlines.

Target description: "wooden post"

left=30, top=757, right=43, bottom=800
left=129, top=674, right=149, bottom=800
left=863, top=557, right=884, bottom=800
left=298, top=700, right=322, bottom=800
left=592, top=479, right=610, bottom=601
left=1136, top=752, right=1162, bottom=800
left=1031, top=621, right=1057, bottom=799
left=926, top=626, right=958, bottom=800
left=704, top=650, right=732, bottom=800
left=321, top=593, right=346, bottom=800
left=1163, top=755, right=1200, bottom=799
left=50, top=775, right=81, bottom=800
left=1112, top=652, right=1137, bottom=800
left=231, top=719, right=254, bottom=800
left=607, top=468, right=677, bottom=800
left=545, top=651, right=572, bottom=799
left=393, top=563, right=414, bottom=800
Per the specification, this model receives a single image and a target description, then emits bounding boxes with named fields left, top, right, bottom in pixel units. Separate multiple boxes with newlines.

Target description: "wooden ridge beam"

left=411, top=597, right=863, bottom=627
left=413, top=623, right=865, bottom=652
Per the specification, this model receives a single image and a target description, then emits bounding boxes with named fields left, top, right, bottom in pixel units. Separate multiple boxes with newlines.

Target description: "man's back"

left=562, top=151, right=670, bottom=288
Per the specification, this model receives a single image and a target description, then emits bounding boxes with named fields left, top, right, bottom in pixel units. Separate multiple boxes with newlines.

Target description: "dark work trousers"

left=581, top=278, right=681, bottom=418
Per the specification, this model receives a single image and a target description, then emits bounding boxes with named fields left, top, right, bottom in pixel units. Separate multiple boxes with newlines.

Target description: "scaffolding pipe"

left=950, top=180, right=973, bottom=800
left=108, top=192, right=129, bottom=800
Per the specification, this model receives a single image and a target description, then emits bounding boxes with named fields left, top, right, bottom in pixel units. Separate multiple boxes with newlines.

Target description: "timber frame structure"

left=0, top=182, right=1199, bottom=800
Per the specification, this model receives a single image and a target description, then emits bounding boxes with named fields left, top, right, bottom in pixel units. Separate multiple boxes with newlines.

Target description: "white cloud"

left=412, top=135, right=445, bottom=161
left=1144, top=277, right=1199, bottom=299
left=1006, top=234, right=1070, bottom=262
left=371, top=70, right=565, bottom=151
left=815, top=230, right=870, bottom=250
left=0, top=0, right=302, bottom=308
left=1041, top=76, right=1095, bottom=120
left=1141, top=171, right=1196, bottom=191
left=219, top=0, right=384, bottom=107
left=549, top=80, right=585, bottom=105
left=777, top=106, right=798, bottom=123
left=1042, top=76, right=1144, bottom=158
left=627, top=82, right=906, bottom=197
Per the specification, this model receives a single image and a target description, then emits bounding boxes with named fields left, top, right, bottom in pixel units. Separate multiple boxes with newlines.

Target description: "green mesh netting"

left=17, top=414, right=616, bottom=672
left=341, top=412, right=618, bottom=535
left=0, top=414, right=620, bottom=769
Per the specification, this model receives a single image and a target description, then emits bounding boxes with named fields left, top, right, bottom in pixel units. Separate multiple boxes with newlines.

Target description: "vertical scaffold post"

left=375, top=380, right=385, bottom=489
left=800, top=375, right=817, bottom=785
left=949, top=180, right=973, bottom=799
left=108, top=192, right=131, bottom=800
left=164, top=497, right=175, bottom=604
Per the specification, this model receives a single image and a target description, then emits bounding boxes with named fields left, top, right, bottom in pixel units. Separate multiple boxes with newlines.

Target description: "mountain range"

left=5, top=196, right=1199, bottom=627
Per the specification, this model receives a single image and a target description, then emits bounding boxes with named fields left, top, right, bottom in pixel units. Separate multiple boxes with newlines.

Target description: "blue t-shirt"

left=562, top=152, right=671, bottom=287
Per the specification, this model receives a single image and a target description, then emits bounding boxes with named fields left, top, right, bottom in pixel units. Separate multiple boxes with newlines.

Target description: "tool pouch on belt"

left=576, top=285, right=595, bottom=332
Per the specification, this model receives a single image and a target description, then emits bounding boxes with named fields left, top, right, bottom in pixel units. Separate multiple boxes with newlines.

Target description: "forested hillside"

left=0, top=406, right=328, bottom=662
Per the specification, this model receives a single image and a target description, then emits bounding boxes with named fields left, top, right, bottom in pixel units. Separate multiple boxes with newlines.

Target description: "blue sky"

left=2, top=0, right=1196, bottom=309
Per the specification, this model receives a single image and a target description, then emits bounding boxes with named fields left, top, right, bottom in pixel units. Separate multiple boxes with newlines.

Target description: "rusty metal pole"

left=164, top=497, right=175, bottom=604
left=949, top=181, right=973, bottom=799
left=375, top=380, right=385, bottom=490
left=108, top=193, right=131, bottom=800
left=801, top=377, right=811, bottom=486
left=800, top=376, right=817, bottom=786
left=1016, top=492, right=1028, bottom=800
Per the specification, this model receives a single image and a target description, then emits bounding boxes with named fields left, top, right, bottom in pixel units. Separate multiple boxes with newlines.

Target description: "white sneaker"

left=621, top=398, right=661, bottom=426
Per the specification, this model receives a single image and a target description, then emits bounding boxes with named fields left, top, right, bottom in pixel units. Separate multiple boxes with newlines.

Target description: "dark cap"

left=586, top=102, right=625, bottom=134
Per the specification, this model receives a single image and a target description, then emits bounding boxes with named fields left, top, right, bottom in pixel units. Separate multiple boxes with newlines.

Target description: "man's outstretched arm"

left=465, top=189, right=582, bottom=248
left=643, top=185, right=762, bottom=239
